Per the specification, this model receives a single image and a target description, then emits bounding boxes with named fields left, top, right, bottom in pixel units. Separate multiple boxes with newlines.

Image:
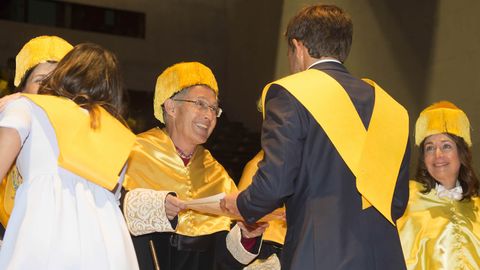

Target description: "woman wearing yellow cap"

left=397, top=101, right=480, bottom=269
left=0, top=36, right=73, bottom=231
left=0, top=35, right=72, bottom=110
left=0, top=43, right=138, bottom=269
left=14, top=36, right=73, bottom=94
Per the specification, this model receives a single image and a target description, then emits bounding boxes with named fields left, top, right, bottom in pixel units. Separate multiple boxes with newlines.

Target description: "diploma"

left=184, top=193, right=285, bottom=222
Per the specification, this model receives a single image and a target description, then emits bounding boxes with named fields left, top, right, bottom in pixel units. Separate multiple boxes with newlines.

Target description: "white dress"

left=0, top=98, right=138, bottom=270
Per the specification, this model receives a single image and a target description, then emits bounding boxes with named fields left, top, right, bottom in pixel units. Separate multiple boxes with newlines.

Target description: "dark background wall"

left=276, top=0, right=480, bottom=171
left=0, top=0, right=283, bottom=180
left=3, top=0, right=480, bottom=177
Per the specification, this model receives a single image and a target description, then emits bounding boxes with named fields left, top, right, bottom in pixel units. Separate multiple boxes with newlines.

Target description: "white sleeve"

left=0, top=98, right=32, bottom=145
left=123, top=188, right=176, bottom=235
left=226, top=224, right=262, bottom=265
left=114, top=164, right=128, bottom=204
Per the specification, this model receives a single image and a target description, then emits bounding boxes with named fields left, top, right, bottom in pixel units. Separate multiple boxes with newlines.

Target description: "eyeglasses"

left=173, top=99, right=222, bottom=117
left=424, top=142, right=456, bottom=155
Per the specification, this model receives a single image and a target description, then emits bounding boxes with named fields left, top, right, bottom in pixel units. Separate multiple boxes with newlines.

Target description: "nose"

left=435, top=147, right=443, bottom=158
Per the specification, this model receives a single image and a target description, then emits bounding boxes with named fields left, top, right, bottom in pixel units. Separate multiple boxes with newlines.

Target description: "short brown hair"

left=416, top=133, right=480, bottom=199
left=39, top=43, right=125, bottom=128
left=286, top=4, right=353, bottom=62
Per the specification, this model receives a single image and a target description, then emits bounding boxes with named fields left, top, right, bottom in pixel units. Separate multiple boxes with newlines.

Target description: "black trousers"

left=132, top=231, right=245, bottom=270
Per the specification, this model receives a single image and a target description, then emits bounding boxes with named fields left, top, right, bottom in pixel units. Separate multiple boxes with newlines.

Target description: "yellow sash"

left=22, top=94, right=136, bottom=190
left=261, top=69, right=409, bottom=224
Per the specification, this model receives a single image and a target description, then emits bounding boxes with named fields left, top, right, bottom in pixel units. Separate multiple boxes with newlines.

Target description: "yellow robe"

left=397, top=181, right=480, bottom=269
left=124, top=127, right=237, bottom=237
left=0, top=167, right=20, bottom=227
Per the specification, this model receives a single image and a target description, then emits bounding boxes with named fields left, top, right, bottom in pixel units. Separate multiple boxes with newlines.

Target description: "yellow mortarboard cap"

left=415, top=101, right=471, bottom=146
left=15, top=35, right=73, bottom=87
left=153, top=62, right=218, bottom=123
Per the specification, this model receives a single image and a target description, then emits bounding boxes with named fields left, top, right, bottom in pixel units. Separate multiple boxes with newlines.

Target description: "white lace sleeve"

left=226, top=224, right=262, bottom=265
left=243, top=254, right=281, bottom=270
left=0, top=98, right=32, bottom=145
left=123, top=188, right=175, bottom=236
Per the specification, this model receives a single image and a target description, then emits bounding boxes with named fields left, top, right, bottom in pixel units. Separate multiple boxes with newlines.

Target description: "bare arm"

left=0, top=127, right=21, bottom=180
left=0, top=98, right=33, bottom=180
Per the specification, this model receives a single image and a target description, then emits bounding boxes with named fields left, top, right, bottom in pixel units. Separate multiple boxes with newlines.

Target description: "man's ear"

left=291, top=39, right=305, bottom=58
left=163, top=98, right=176, bottom=118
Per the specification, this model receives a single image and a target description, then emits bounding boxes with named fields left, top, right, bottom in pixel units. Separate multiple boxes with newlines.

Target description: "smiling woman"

left=397, top=101, right=480, bottom=270
left=422, top=133, right=461, bottom=190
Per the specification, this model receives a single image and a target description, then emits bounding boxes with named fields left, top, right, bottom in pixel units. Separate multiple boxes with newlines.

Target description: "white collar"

left=307, top=59, right=342, bottom=70
left=435, top=181, right=463, bottom=201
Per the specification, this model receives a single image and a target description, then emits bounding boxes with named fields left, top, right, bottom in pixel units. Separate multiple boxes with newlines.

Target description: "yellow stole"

left=124, top=128, right=236, bottom=237
left=22, top=94, right=136, bottom=190
left=261, top=69, right=409, bottom=224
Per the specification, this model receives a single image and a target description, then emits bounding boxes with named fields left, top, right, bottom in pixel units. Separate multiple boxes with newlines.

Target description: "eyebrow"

left=191, top=96, right=219, bottom=104
left=425, top=139, right=454, bottom=145
left=32, top=74, right=48, bottom=79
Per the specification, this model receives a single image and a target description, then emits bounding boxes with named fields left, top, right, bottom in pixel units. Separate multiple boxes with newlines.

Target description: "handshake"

left=165, top=192, right=284, bottom=238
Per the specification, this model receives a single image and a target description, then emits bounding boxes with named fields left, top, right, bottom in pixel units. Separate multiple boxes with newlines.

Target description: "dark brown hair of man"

left=285, top=4, right=353, bottom=63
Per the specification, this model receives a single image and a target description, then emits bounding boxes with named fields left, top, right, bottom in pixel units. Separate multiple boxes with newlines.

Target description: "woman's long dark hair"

left=39, top=43, right=125, bottom=128
left=416, top=133, right=480, bottom=199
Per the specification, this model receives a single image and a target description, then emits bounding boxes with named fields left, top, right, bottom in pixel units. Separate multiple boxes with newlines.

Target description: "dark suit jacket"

left=237, top=62, right=410, bottom=270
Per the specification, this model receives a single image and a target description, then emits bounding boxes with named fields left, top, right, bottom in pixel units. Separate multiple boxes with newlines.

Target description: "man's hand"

left=220, top=192, right=240, bottom=217
left=165, top=194, right=185, bottom=220
left=0, top=93, right=21, bottom=112
left=237, top=221, right=269, bottom=239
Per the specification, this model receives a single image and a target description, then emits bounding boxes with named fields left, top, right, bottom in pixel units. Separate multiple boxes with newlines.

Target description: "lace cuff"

left=244, top=253, right=281, bottom=270
left=123, top=188, right=175, bottom=236
left=226, top=224, right=262, bottom=265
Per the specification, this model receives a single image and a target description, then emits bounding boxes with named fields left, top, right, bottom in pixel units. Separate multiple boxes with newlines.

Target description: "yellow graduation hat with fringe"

left=415, top=101, right=471, bottom=146
left=153, top=62, right=218, bottom=123
left=14, top=35, right=73, bottom=87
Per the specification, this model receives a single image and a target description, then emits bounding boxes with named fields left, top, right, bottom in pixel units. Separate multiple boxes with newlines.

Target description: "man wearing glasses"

left=122, top=62, right=265, bottom=270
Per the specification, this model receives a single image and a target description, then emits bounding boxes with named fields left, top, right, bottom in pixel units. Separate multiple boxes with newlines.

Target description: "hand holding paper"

left=165, top=194, right=186, bottom=220
left=183, top=192, right=284, bottom=223
left=220, top=192, right=241, bottom=217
